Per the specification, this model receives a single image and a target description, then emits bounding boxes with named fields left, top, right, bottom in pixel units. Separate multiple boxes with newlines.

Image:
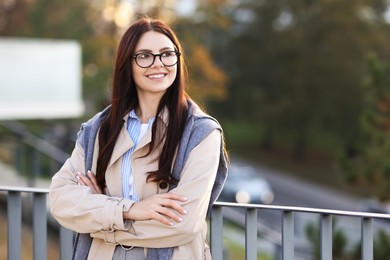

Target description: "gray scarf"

left=72, top=100, right=228, bottom=260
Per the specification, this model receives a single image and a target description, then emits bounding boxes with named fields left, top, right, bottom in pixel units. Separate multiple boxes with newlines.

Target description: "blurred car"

left=361, top=199, right=390, bottom=214
left=360, top=199, right=390, bottom=223
left=219, top=163, right=274, bottom=204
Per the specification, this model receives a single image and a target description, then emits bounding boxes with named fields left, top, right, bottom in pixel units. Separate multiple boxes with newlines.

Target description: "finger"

left=76, top=174, right=86, bottom=185
left=161, top=193, right=188, bottom=202
left=152, top=209, right=175, bottom=226
left=156, top=206, right=183, bottom=224
left=77, top=172, right=100, bottom=194
left=87, top=171, right=102, bottom=193
left=125, top=202, right=170, bottom=225
left=77, top=172, right=92, bottom=186
left=161, top=198, right=188, bottom=215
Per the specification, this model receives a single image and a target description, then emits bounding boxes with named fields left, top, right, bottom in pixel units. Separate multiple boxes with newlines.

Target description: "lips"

left=147, top=73, right=166, bottom=79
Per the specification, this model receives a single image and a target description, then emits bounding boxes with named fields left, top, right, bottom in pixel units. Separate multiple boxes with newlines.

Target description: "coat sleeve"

left=49, top=141, right=134, bottom=234
left=89, top=129, right=221, bottom=247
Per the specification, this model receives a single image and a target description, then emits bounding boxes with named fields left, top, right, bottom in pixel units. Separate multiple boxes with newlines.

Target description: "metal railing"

left=1, top=186, right=390, bottom=260
left=0, top=186, right=73, bottom=260
left=211, top=202, right=390, bottom=260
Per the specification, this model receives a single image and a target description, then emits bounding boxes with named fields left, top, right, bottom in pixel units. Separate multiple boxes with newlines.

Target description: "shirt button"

left=159, top=181, right=168, bottom=189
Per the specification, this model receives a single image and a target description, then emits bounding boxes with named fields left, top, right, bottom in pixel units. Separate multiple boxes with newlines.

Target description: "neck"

left=136, top=94, right=161, bottom=123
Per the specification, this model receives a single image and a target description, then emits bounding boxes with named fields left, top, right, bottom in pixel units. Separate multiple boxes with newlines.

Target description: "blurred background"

left=1, top=0, right=390, bottom=259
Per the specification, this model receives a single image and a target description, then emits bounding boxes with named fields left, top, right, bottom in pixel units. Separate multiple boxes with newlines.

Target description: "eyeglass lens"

left=135, top=51, right=179, bottom=68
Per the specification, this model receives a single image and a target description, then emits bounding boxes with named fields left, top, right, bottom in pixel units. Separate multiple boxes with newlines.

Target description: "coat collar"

left=106, top=107, right=169, bottom=169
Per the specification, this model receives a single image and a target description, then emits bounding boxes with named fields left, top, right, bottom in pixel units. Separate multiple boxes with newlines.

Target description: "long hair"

left=95, top=17, right=189, bottom=191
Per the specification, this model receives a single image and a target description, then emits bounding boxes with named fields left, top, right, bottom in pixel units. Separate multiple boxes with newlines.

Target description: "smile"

left=147, top=73, right=166, bottom=79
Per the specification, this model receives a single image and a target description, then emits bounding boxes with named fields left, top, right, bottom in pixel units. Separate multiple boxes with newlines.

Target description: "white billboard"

left=0, top=37, right=84, bottom=119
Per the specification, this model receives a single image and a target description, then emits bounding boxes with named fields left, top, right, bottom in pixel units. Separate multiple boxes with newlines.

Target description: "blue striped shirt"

left=121, top=110, right=155, bottom=201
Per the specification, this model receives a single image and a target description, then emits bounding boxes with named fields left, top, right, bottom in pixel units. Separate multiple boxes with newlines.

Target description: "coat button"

left=159, top=181, right=168, bottom=189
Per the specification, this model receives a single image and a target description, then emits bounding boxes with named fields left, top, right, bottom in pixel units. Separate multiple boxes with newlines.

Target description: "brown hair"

left=96, top=17, right=189, bottom=191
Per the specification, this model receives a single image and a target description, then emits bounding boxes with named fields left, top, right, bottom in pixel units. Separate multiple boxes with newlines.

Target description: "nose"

left=151, top=55, right=164, bottom=68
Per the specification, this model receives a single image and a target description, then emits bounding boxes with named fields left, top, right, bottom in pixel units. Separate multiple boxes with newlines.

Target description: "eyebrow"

left=135, top=47, right=174, bottom=53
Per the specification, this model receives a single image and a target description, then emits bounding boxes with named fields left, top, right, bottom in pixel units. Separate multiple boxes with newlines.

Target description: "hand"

left=76, top=171, right=103, bottom=194
left=124, top=193, right=188, bottom=226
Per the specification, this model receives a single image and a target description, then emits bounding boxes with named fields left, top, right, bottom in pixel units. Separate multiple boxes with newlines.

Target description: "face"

left=132, top=31, right=178, bottom=100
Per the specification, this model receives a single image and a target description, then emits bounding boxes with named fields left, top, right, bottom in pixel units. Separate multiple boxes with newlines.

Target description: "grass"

left=223, top=236, right=273, bottom=260
left=220, top=222, right=273, bottom=260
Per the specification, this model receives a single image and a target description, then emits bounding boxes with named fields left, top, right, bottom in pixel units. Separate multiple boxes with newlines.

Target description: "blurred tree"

left=185, top=43, right=227, bottom=102
left=173, top=0, right=231, bottom=105
left=338, top=53, right=390, bottom=200
left=0, top=0, right=229, bottom=116
left=219, top=0, right=390, bottom=160
left=0, top=0, right=117, bottom=116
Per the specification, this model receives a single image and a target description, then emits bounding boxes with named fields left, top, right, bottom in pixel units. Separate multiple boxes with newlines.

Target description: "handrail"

left=0, top=185, right=49, bottom=193
left=214, top=201, right=390, bottom=220
left=2, top=187, right=387, bottom=221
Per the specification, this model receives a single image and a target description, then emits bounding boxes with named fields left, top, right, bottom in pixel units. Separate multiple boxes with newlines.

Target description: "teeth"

left=148, top=74, right=165, bottom=79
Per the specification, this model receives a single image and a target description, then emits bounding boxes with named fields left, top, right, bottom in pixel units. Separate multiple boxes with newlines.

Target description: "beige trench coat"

left=49, top=112, right=221, bottom=260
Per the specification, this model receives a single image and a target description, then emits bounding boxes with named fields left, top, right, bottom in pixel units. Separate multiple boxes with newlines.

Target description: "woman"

left=49, top=17, right=228, bottom=260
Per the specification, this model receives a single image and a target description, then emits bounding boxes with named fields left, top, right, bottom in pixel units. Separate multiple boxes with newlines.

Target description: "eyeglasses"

left=133, top=51, right=181, bottom=68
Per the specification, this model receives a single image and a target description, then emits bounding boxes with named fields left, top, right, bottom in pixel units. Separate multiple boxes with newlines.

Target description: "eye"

left=161, top=51, right=176, bottom=57
left=137, top=53, right=152, bottom=60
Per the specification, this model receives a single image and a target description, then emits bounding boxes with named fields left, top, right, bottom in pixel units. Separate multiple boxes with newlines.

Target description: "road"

left=227, top=157, right=390, bottom=257
left=232, top=156, right=361, bottom=210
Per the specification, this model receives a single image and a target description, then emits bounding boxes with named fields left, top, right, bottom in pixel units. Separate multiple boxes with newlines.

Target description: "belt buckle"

left=120, top=244, right=134, bottom=251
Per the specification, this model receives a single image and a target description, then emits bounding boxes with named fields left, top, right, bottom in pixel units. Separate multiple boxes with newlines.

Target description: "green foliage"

left=221, top=120, right=264, bottom=148
left=338, top=53, right=390, bottom=200
left=352, top=230, right=390, bottom=259
left=305, top=218, right=348, bottom=259
left=214, top=0, right=390, bottom=161
left=374, top=230, right=390, bottom=259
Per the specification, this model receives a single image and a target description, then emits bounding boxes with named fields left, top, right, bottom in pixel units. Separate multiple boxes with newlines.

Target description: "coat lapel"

left=98, top=123, right=134, bottom=197
left=108, top=121, right=134, bottom=169
left=100, top=109, right=168, bottom=198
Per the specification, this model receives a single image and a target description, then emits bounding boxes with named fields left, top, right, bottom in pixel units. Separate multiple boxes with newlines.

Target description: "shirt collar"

left=122, top=107, right=169, bottom=126
left=128, top=109, right=139, bottom=120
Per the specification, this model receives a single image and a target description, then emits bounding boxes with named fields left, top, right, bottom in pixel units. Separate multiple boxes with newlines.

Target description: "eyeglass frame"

left=132, top=51, right=181, bottom=68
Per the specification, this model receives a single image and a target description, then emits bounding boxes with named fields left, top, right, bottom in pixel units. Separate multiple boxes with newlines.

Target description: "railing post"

left=282, top=211, right=294, bottom=260
left=210, top=205, right=223, bottom=260
left=33, top=192, right=47, bottom=260
left=60, top=226, right=74, bottom=260
left=320, top=214, right=332, bottom=260
left=245, top=208, right=257, bottom=260
left=7, top=191, right=22, bottom=260
left=361, top=217, right=373, bottom=260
